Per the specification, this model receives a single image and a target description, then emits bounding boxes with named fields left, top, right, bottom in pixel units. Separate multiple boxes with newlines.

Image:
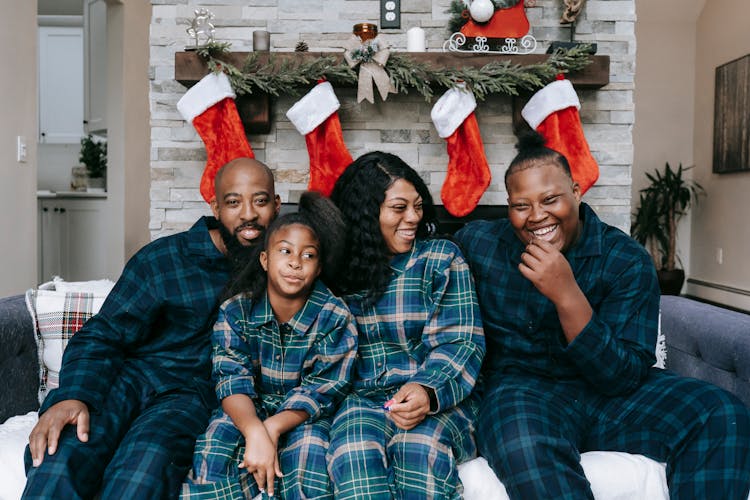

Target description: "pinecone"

left=295, top=40, right=309, bottom=52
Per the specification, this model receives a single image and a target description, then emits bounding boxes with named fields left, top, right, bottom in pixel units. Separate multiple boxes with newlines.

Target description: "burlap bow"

left=344, top=35, right=397, bottom=104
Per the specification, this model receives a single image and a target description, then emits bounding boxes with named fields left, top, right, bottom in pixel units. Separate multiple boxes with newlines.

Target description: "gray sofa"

left=1, top=292, right=748, bottom=425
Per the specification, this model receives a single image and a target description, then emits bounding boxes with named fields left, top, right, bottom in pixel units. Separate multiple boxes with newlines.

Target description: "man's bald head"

left=214, top=157, right=275, bottom=200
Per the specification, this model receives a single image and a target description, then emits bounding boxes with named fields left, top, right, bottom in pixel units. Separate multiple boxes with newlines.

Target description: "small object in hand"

left=383, top=399, right=395, bottom=411
left=295, top=40, right=309, bottom=52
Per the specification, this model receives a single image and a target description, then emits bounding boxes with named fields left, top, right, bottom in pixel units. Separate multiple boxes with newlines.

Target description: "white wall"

left=0, top=0, right=38, bottom=296
left=105, top=0, right=151, bottom=263
left=632, top=0, right=703, bottom=285
left=686, top=0, right=750, bottom=311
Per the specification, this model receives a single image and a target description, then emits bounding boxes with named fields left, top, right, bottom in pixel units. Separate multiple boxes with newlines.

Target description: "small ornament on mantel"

left=185, top=8, right=215, bottom=50
left=295, top=40, right=309, bottom=52
left=344, top=24, right=397, bottom=104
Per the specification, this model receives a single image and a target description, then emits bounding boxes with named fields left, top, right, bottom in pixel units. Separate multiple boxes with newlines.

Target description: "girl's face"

left=260, top=223, right=321, bottom=301
left=379, top=178, right=423, bottom=255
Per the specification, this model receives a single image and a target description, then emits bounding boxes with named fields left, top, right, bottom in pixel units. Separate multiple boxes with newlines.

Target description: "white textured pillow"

left=25, top=279, right=115, bottom=403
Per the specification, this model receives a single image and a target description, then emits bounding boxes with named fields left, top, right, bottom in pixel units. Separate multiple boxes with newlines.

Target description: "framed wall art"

left=713, top=54, right=750, bottom=174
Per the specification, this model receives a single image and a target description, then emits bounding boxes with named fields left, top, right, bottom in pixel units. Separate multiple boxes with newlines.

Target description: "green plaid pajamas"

left=328, top=239, right=485, bottom=499
left=182, top=280, right=357, bottom=499
left=456, top=203, right=750, bottom=499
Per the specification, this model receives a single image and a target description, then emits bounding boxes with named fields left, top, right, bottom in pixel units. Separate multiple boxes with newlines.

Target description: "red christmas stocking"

left=177, top=72, right=254, bottom=203
left=431, top=86, right=491, bottom=217
left=286, top=81, right=353, bottom=196
left=521, top=76, right=599, bottom=194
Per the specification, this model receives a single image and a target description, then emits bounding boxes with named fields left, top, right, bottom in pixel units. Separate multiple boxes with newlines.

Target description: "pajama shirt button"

left=276, top=355, right=281, bottom=360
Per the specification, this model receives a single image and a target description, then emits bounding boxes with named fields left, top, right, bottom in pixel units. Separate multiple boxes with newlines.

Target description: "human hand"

left=385, top=382, right=430, bottom=430
left=28, top=399, right=89, bottom=467
left=238, top=424, right=282, bottom=496
left=519, top=238, right=577, bottom=302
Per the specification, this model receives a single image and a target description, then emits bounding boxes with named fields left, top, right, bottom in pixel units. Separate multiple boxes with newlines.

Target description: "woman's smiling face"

left=506, top=162, right=582, bottom=253
left=379, top=178, right=423, bottom=255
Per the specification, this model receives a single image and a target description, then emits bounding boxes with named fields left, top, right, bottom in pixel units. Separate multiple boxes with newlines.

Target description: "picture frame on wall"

left=713, top=53, right=750, bottom=174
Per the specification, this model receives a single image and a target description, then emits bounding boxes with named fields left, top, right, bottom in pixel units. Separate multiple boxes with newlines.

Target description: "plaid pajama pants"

left=181, top=409, right=332, bottom=499
left=327, top=393, right=477, bottom=500
left=478, top=368, right=750, bottom=500
left=23, top=371, right=213, bottom=500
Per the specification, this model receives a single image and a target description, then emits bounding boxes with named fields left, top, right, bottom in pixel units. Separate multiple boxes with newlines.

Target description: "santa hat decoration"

left=521, top=76, right=599, bottom=194
left=286, top=81, right=353, bottom=197
left=431, top=84, right=491, bottom=217
left=177, top=72, right=254, bottom=203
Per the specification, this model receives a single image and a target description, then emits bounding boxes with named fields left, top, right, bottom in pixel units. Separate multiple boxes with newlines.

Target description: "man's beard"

left=218, top=222, right=264, bottom=271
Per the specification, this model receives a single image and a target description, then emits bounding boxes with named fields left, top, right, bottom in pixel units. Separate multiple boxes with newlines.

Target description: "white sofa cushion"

left=0, top=412, right=669, bottom=500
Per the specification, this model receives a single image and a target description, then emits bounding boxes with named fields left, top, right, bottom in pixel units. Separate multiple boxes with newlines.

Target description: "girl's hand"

left=239, top=424, right=282, bottom=496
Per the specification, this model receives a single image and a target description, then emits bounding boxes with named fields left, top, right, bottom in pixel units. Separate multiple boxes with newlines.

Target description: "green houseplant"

left=631, top=162, right=705, bottom=295
left=79, top=135, right=107, bottom=190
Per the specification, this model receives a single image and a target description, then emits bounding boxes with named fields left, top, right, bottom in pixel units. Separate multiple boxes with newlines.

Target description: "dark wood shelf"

left=174, top=51, right=610, bottom=134
left=175, top=51, right=609, bottom=89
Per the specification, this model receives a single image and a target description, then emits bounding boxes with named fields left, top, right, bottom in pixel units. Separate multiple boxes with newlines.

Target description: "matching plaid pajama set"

left=182, top=279, right=358, bottom=500
left=23, top=216, right=233, bottom=499
left=455, top=203, right=750, bottom=500
left=327, top=238, right=486, bottom=500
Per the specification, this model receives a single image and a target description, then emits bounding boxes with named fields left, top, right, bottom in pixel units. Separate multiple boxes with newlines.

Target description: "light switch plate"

left=381, top=0, right=401, bottom=29
left=17, top=136, right=27, bottom=163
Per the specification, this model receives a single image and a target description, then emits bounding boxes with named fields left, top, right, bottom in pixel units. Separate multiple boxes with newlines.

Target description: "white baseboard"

left=685, top=278, right=750, bottom=313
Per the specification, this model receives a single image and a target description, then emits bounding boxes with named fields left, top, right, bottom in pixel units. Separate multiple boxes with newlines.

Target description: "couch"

left=1, top=291, right=749, bottom=500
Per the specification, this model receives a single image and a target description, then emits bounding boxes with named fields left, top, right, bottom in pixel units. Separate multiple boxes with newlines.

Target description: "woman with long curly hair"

left=327, top=151, right=486, bottom=499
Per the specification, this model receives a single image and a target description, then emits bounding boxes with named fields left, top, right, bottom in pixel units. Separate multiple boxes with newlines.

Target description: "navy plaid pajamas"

left=182, top=280, right=358, bottom=499
left=23, top=217, right=231, bottom=499
left=456, top=204, right=750, bottom=500
left=327, top=239, right=485, bottom=499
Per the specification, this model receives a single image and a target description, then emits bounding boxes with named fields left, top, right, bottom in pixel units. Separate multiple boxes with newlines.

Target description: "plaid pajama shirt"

left=182, top=279, right=358, bottom=499
left=455, top=203, right=750, bottom=500
left=23, top=216, right=232, bottom=500
left=327, top=238, right=485, bottom=500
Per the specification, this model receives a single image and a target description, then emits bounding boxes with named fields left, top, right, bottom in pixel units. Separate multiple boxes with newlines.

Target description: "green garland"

left=196, top=41, right=593, bottom=102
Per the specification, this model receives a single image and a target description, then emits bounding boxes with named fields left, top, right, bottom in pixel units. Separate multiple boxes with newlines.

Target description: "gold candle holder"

left=353, top=23, right=378, bottom=41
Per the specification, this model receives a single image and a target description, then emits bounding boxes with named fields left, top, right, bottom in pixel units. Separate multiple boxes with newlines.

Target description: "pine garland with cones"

left=195, top=41, right=593, bottom=102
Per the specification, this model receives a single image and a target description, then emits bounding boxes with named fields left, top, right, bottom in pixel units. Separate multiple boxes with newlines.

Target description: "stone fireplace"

left=148, top=0, right=635, bottom=239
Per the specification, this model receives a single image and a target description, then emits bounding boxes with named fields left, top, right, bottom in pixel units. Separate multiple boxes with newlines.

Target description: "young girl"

left=182, top=192, right=358, bottom=500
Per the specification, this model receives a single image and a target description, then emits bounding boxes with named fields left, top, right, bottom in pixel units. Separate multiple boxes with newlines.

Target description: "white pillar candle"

left=253, top=30, right=270, bottom=52
left=407, top=27, right=426, bottom=52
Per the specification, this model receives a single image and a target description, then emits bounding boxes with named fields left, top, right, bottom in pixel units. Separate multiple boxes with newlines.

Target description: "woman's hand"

left=385, top=382, right=431, bottom=430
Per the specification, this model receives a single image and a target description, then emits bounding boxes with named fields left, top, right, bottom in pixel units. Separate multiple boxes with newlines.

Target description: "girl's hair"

left=505, top=130, right=573, bottom=187
left=222, top=191, right=346, bottom=300
left=329, top=151, right=436, bottom=300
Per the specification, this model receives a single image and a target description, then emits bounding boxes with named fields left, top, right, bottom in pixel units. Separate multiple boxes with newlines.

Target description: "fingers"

left=28, top=424, right=49, bottom=467
left=265, top=465, right=276, bottom=497
left=76, top=408, right=90, bottom=443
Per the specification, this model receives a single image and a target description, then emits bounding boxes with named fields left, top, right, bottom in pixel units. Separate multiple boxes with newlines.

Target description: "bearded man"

left=23, top=157, right=280, bottom=499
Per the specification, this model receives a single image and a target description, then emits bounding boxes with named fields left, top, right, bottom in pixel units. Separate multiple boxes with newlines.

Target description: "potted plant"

left=631, top=162, right=705, bottom=295
left=79, top=135, right=107, bottom=191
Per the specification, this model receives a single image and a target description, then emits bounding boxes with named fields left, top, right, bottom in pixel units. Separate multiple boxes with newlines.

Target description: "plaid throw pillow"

left=25, top=279, right=114, bottom=404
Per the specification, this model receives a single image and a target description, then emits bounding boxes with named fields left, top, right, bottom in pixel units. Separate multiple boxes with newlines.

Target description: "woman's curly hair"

left=329, top=151, right=436, bottom=300
left=222, top=191, right=346, bottom=300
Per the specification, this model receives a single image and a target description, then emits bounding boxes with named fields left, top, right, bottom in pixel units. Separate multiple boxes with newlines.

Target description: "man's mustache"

left=234, top=221, right=264, bottom=234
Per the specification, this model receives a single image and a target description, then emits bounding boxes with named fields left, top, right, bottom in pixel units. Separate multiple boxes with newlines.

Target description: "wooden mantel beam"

left=175, top=51, right=609, bottom=88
